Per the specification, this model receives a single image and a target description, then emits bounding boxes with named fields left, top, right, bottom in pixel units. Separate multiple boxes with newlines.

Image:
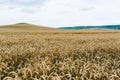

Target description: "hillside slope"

left=0, top=23, right=57, bottom=31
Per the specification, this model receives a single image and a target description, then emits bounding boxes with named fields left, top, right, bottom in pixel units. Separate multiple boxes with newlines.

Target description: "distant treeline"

left=59, top=25, right=120, bottom=30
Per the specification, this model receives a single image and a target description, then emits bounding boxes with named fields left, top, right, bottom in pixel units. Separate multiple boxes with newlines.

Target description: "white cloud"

left=0, top=0, right=120, bottom=27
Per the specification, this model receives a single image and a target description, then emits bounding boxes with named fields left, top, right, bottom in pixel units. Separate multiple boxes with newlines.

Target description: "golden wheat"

left=0, top=30, right=120, bottom=80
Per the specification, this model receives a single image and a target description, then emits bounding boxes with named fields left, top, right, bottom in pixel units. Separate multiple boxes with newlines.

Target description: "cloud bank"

left=0, top=0, right=120, bottom=27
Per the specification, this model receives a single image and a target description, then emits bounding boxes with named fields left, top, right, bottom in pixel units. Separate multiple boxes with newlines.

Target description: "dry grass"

left=0, top=29, right=120, bottom=80
left=0, top=23, right=57, bottom=31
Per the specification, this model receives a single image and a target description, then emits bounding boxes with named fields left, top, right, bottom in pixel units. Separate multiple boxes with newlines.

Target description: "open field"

left=0, top=24, right=120, bottom=80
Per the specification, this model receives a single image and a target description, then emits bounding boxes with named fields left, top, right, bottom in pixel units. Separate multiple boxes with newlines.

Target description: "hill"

left=59, top=25, right=120, bottom=30
left=0, top=23, right=57, bottom=31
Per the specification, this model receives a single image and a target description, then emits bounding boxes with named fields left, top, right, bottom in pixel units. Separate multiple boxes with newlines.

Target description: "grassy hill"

left=0, top=23, right=57, bottom=31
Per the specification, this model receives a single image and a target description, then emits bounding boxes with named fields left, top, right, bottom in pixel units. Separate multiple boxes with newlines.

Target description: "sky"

left=0, top=0, right=120, bottom=27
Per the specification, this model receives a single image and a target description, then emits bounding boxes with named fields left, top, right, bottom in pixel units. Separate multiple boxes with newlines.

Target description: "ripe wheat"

left=0, top=31, right=120, bottom=80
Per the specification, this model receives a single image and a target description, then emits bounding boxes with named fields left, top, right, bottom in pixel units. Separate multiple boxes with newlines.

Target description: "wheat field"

left=0, top=29, right=120, bottom=80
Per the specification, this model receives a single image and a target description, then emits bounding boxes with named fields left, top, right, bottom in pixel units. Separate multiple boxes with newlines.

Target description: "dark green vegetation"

left=59, top=25, right=120, bottom=30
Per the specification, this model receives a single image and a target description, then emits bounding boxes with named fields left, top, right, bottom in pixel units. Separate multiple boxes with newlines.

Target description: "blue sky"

left=0, top=0, right=120, bottom=27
